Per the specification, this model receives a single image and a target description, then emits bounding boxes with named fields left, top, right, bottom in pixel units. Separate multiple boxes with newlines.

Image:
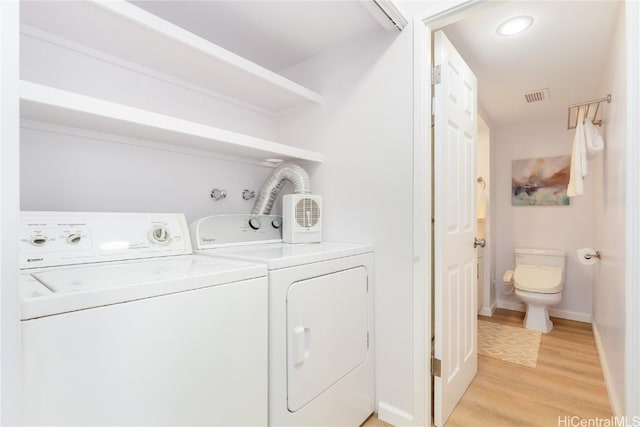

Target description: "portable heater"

left=283, top=194, right=322, bottom=243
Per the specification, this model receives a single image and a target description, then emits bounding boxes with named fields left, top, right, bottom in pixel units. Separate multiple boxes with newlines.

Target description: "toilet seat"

left=514, top=265, right=563, bottom=294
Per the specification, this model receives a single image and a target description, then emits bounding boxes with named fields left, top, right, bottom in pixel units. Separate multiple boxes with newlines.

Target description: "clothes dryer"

left=191, top=214, right=375, bottom=426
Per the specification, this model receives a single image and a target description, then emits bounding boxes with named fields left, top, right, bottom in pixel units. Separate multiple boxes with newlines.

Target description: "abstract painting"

left=512, top=155, right=570, bottom=206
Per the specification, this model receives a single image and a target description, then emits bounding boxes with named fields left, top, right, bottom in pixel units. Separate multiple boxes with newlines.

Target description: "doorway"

left=413, top=1, right=636, bottom=426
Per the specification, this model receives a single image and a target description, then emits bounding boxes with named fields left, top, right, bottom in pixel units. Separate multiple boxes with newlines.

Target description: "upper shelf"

left=20, top=0, right=322, bottom=114
left=20, top=81, right=325, bottom=165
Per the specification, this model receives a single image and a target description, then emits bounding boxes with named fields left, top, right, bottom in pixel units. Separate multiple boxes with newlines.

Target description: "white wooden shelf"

left=20, top=0, right=322, bottom=114
left=20, top=81, right=324, bottom=164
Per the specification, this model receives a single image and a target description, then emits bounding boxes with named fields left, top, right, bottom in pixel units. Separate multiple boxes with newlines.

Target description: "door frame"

left=412, top=1, right=640, bottom=425
left=411, top=2, right=488, bottom=425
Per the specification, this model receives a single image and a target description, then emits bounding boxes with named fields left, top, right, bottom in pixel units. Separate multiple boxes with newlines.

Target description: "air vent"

left=524, top=88, right=550, bottom=103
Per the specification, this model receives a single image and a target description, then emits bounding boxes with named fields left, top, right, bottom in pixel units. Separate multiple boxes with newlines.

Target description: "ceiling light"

left=497, top=16, right=534, bottom=36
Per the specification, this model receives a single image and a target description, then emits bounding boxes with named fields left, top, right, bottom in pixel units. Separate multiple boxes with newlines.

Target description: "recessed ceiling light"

left=497, top=16, right=534, bottom=36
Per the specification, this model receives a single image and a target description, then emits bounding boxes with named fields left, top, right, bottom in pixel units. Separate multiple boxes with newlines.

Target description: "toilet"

left=513, top=248, right=566, bottom=333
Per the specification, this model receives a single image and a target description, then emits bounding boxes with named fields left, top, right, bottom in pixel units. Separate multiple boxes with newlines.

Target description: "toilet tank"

left=515, top=248, right=566, bottom=268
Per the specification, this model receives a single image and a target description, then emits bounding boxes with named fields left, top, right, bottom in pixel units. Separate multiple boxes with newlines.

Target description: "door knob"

left=474, top=237, right=486, bottom=248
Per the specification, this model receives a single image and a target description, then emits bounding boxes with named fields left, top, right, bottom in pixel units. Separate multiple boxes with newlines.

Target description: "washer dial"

left=31, top=235, right=47, bottom=246
left=66, top=233, right=82, bottom=245
left=149, top=226, right=171, bottom=245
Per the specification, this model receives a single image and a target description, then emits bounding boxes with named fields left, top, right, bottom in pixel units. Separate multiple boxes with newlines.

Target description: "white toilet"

left=513, top=248, right=566, bottom=333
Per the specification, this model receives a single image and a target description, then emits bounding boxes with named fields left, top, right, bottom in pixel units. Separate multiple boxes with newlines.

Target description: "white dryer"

left=20, top=211, right=268, bottom=426
left=191, top=214, right=375, bottom=426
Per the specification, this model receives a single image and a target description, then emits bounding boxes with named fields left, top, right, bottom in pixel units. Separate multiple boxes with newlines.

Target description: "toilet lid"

left=514, top=265, right=563, bottom=294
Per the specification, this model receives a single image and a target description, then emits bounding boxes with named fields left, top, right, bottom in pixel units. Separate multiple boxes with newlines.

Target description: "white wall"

left=493, top=119, right=595, bottom=321
left=624, top=1, right=640, bottom=419
left=20, top=126, right=276, bottom=222
left=592, top=5, right=627, bottom=416
left=278, top=28, right=416, bottom=418
left=0, top=2, right=21, bottom=423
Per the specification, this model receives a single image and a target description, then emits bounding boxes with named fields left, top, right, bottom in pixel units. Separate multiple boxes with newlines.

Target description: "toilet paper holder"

left=584, top=250, right=601, bottom=260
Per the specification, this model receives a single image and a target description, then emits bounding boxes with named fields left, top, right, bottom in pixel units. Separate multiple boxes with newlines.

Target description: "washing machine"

left=191, top=214, right=375, bottom=426
left=19, top=211, right=268, bottom=426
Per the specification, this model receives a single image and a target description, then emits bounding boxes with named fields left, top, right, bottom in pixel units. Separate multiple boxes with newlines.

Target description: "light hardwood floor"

left=362, top=309, right=611, bottom=427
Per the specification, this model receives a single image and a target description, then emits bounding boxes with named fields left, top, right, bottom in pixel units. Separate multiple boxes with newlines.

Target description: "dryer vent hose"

left=251, top=163, right=311, bottom=215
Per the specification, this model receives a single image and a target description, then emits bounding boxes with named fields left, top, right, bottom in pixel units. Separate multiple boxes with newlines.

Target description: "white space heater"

left=283, top=194, right=322, bottom=243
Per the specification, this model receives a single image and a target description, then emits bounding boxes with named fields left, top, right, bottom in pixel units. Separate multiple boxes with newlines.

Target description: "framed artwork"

left=512, top=155, right=570, bottom=206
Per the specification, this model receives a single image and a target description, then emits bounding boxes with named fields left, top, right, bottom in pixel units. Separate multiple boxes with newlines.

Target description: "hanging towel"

left=567, top=111, right=587, bottom=197
left=584, top=119, right=605, bottom=157
left=567, top=111, right=605, bottom=197
left=477, top=186, right=488, bottom=220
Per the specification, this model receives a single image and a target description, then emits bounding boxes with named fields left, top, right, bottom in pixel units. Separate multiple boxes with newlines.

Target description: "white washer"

left=191, top=214, right=375, bottom=427
left=20, top=211, right=268, bottom=426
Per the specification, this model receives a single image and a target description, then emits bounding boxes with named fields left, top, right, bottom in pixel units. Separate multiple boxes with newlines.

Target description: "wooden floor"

left=362, top=309, right=611, bottom=427
left=361, top=413, right=393, bottom=427
left=446, top=309, right=611, bottom=427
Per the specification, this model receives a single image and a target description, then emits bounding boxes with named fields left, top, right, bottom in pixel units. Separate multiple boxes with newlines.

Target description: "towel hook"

left=477, top=176, right=486, bottom=190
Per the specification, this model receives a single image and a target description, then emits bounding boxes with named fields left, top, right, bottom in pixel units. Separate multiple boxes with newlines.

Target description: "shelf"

left=20, top=81, right=325, bottom=164
left=20, top=0, right=322, bottom=114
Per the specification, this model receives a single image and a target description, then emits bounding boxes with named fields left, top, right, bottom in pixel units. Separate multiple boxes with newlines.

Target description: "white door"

left=433, top=30, right=478, bottom=427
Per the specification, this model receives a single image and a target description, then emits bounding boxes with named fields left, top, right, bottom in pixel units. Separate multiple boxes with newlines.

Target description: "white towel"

left=567, top=112, right=605, bottom=197
left=584, top=119, right=605, bottom=157
left=477, top=187, right=487, bottom=220
left=567, top=115, right=587, bottom=197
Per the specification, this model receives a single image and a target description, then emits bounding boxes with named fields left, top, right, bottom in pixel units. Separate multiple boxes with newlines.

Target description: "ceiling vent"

left=524, top=88, right=550, bottom=103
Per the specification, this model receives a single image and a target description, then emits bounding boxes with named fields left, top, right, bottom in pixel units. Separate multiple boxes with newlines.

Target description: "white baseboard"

left=496, top=300, right=591, bottom=323
left=377, top=402, right=414, bottom=426
left=479, top=300, right=497, bottom=317
left=496, top=300, right=525, bottom=312
left=549, top=309, right=591, bottom=323
left=592, top=322, right=622, bottom=416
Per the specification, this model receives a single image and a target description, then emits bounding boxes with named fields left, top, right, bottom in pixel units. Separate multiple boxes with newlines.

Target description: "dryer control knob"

left=271, top=218, right=282, bottom=229
left=248, top=217, right=262, bottom=230
left=149, top=226, right=171, bottom=245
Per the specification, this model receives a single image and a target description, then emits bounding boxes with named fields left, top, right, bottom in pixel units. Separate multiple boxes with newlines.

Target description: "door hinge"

left=432, top=64, right=441, bottom=85
left=431, top=356, right=441, bottom=377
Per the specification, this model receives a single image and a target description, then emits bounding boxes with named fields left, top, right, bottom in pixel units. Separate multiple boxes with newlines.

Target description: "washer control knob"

left=31, top=235, right=47, bottom=246
left=271, top=218, right=282, bottom=229
left=149, top=226, right=171, bottom=245
left=66, top=233, right=82, bottom=245
left=248, top=217, right=262, bottom=230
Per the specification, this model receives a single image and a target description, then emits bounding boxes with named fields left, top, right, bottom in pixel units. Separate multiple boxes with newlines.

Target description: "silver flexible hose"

left=251, top=163, right=311, bottom=215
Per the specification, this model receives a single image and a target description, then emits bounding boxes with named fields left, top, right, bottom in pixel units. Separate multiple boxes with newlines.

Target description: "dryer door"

left=286, top=266, right=368, bottom=412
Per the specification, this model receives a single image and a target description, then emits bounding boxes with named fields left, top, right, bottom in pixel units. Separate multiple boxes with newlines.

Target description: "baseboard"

left=377, top=402, right=414, bottom=426
left=592, top=322, right=622, bottom=416
left=479, top=300, right=497, bottom=317
left=496, top=300, right=525, bottom=312
left=549, top=309, right=591, bottom=323
left=496, top=300, right=591, bottom=323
